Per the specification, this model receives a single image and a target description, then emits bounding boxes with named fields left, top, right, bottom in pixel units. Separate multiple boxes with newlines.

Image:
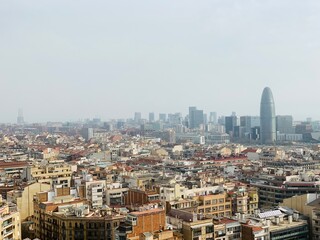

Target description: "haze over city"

left=1, top=0, right=320, bottom=123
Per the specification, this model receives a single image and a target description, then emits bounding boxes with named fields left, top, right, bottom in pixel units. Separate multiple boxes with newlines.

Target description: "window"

left=206, top=226, right=214, bottom=234
left=193, top=228, right=202, bottom=237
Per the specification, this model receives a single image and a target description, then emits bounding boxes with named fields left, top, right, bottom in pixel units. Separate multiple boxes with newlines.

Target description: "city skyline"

left=2, top=1, right=320, bottom=239
left=6, top=104, right=318, bottom=124
left=1, top=1, right=320, bottom=122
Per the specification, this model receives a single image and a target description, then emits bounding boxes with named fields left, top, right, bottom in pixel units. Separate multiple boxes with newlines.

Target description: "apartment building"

left=7, top=182, right=51, bottom=221
left=156, top=184, right=187, bottom=202
left=0, top=197, right=21, bottom=240
left=105, top=186, right=129, bottom=206
left=34, top=202, right=123, bottom=240
left=248, top=190, right=259, bottom=214
left=165, top=198, right=198, bottom=213
left=312, top=207, right=320, bottom=239
left=32, top=189, right=124, bottom=240
left=229, top=189, right=259, bottom=215
left=167, top=208, right=214, bottom=240
left=196, top=193, right=232, bottom=218
left=118, top=207, right=166, bottom=240
left=251, top=176, right=320, bottom=207
left=182, top=217, right=214, bottom=240
left=242, top=208, right=309, bottom=240
left=124, top=189, right=160, bottom=206
left=25, top=163, right=73, bottom=187
left=85, top=180, right=106, bottom=208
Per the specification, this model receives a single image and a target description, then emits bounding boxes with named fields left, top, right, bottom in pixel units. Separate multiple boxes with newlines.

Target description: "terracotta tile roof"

left=0, top=161, right=29, bottom=169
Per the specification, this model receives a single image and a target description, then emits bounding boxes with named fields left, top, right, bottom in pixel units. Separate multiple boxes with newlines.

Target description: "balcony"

left=3, top=229, right=13, bottom=236
left=109, top=193, right=122, bottom=198
left=2, top=221, right=13, bottom=229
left=216, top=232, right=226, bottom=237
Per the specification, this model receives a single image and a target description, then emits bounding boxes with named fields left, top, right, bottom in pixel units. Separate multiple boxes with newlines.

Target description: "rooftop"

left=130, top=208, right=164, bottom=216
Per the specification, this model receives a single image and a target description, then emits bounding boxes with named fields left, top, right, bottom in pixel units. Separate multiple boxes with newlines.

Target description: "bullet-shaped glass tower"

left=260, top=87, right=276, bottom=144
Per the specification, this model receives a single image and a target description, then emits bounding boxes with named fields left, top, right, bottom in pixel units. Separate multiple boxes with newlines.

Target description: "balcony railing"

left=2, top=221, right=13, bottom=228
left=3, top=229, right=13, bottom=236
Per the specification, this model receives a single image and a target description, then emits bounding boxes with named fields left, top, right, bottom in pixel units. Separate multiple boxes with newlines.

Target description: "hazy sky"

left=1, top=0, right=320, bottom=123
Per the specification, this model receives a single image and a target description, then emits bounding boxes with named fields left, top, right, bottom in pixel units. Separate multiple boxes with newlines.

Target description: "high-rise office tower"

left=260, top=87, right=276, bottom=144
left=189, top=107, right=204, bottom=129
left=240, top=116, right=260, bottom=133
left=225, top=115, right=237, bottom=136
left=148, top=112, right=155, bottom=122
left=276, top=115, right=294, bottom=134
left=159, top=113, right=167, bottom=122
left=81, top=127, right=94, bottom=141
left=209, top=112, right=217, bottom=124
left=134, top=112, right=142, bottom=123
left=203, top=113, right=208, bottom=125
left=17, top=108, right=24, bottom=125
left=168, top=113, right=182, bottom=124
left=218, top=116, right=225, bottom=125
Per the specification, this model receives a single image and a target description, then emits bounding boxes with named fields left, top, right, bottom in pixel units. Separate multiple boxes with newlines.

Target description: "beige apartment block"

left=156, top=184, right=186, bottom=202
left=32, top=192, right=123, bottom=240
left=196, top=193, right=232, bottom=218
left=283, top=193, right=320, bottom=240
left=248, top=190, right=259, bottom=215
left=7, top=182, right=51, bottom=221
left=282, top=194, right=316, bottom=218
left=213, top=222, right=226, bottom=240
left=182, top=218, right=214, bottom=240
left=26, top=163, right=72, bottom=187
left=0, top=198, right=21, bottom=240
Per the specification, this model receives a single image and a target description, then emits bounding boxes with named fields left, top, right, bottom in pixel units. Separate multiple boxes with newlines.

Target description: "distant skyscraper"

left=240, top=116, right=260, bottom=133
left=218, top=116, right=225, bottom=125
left=203, top=113, right=208, bottom=125
left=276, top=115, right=294, bottom=134
left=159, top=113, right=167, bottom=122
left=134, top=112, right=142, bottom=123
left=209, top=112, right=217, bottom=124
left=168, top=113, right=182, bottom=124
left=260, top=87, right=276, bottom=144
left=149, top=112, right=155, bottom=122
left=17, top=108, right=24, bottom=125
left=81, top=127, right=94, bottom=141
left=225, top=115, right=237, bottom=136
left=189, top=106, right=204, bottom=129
